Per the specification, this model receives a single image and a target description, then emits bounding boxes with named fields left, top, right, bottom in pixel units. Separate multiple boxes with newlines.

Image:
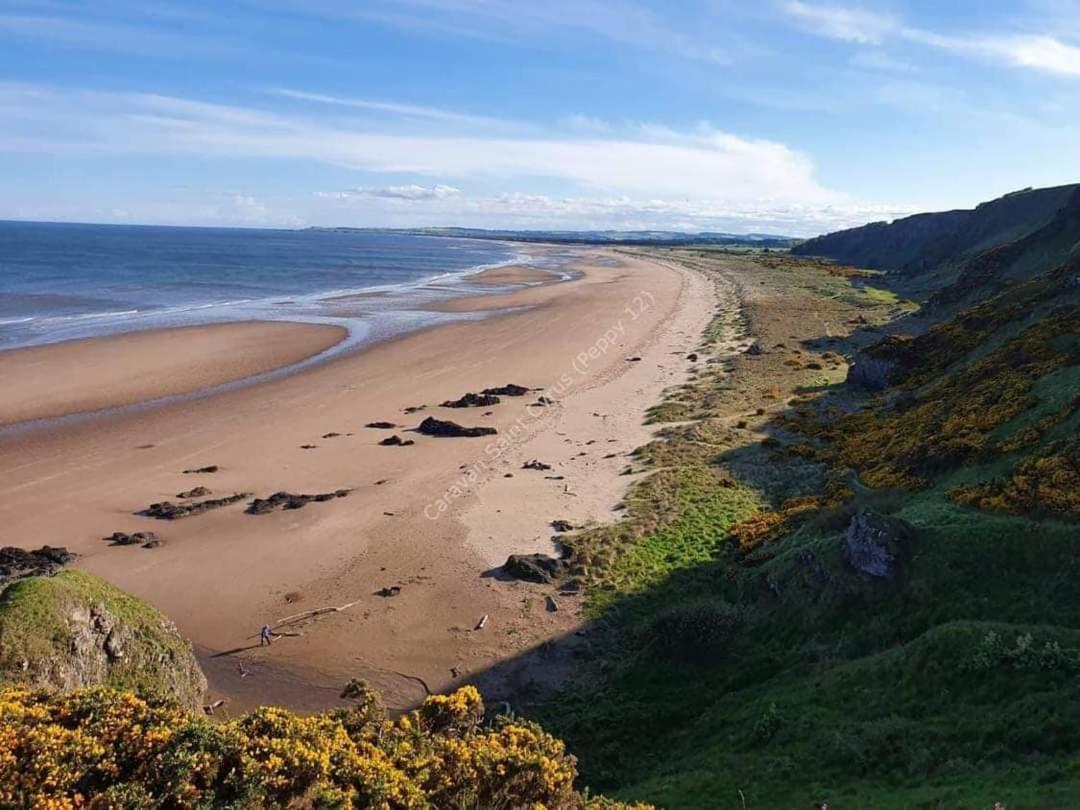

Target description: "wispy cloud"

left=782, top=1, right=1080, bottom=78
left=783, top=1, right=896, bottom=45
left=317, top=184, right=462, bottom=201
left=268, top=88, right=512, bottom=127
left=263, top=0, right=735, bottom=64
left=0, top=12, right=233, bottom=58
left=0, top=83, right=842, bottom=206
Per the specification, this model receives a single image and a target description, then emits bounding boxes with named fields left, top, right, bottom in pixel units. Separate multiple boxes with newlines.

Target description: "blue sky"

left=1, top=1, right=1078, bottom=235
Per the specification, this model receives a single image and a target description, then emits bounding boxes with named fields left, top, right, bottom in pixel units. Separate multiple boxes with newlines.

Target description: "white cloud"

left=317, top=184, right=462, bottom=201
left=268, top=88, right=511, bottom=127
left=0, top=83, right=841, bottom=206
left=783, top=2, right=1080, bottom=78
left=284, top=0, right=736, bottom=65
left=310, top=187, right=918, bottom=236
left=783, top=1, right=897, bottom=45
left=982, top=34, right=1080, bottom=77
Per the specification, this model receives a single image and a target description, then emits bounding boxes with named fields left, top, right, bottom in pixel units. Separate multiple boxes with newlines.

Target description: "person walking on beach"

left=260, top=624, right=273, bottom=646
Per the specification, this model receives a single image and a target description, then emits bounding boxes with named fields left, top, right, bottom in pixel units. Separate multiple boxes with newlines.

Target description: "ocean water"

left=0, top=221, right=569, bottom=352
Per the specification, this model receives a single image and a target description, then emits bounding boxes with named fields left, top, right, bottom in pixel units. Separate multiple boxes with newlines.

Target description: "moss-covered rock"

left=0, top=570, right=206, bottom=710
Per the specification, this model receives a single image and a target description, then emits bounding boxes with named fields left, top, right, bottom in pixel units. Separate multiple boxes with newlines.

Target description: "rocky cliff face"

left=793, top=183, right=1078, bottom=278
left=0, top=570, right=206, bottom=710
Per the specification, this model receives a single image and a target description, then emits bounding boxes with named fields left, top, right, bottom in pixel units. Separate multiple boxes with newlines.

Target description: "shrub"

left=0, top=684, right=649, bottom=809
left=651, top=600, right=741, bottom=665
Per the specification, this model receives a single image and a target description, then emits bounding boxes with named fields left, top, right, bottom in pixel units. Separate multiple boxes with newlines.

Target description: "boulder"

left=417, top=417, right=497, bottom=438
left=503, top=553, right=567, bottom=584
left=845, top=354, right=896, bottom=391
left=522, top=459, right=552, bottom=471
left=379, top=435, right=415, bottom=446
left=745, top=342, right=764, bottom=356
left=844, top=509, right=913, bottom=580
left=366, top=421, right=398, bottom=429
left=550, top=520, right=574, bottom=532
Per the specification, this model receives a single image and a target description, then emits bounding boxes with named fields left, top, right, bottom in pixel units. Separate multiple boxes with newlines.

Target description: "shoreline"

left=0, top=321, right=348, bottom=428
left=0, top=252, right=574, bottom=431
left=0, top=250, right=716, bottom=713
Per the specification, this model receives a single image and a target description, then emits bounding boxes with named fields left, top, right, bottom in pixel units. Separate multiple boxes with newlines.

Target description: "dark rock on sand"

left=550, top=520, right=574, bottom=533
left=687, top=352, right=699, bottom=361
left=442, top=392, right=501, bottom=408
left=379, top=435, right=415, bottom=446
left=0, top=545, right=76, bottom=583
left=376, top=585, right=401, bottom=597
left=503, top=553, right=567, bottom=584
left=105, top=531, right=158, bottom=547
left=321, top=432, right=343, bottom=439
left=403, top=405, right=426, bottom=414
left=522, top=459, right=552, bottom=471
left=182, top=465, right=219, bottom=474
left=481, top=383, right=531, bottom=397
left=844, top=509, right=913, bottom=580
left=246, top=489, right=351, bottom=515
left=140, top=493, right=250, bottom=520
left=417, top=417, right=497, bottom=438
left=176, top=487, right=211, bottom=499
left=745, top=342, right=764, bottom=356
left=366, top=421, right=398, bottom=429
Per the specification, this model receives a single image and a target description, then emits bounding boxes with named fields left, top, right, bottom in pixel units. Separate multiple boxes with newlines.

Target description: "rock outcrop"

left=417, top=417, right=497, bottom=438
left=481, top=384, right=531, bottom=397
left=0, top=570, right=207, bottom=710
left=844, top=509, right=913, bottom=580
left=140, top=493, right=250, bottom=520
left=845, top=353, right=896, bottom=391
left=0, top=546, right=76, bottom=585
left=246, top=489, right=351, bottom=515
left=441, top=392, right=501, bottom=408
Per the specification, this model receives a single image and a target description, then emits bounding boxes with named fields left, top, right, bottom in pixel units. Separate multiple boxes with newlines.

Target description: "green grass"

left=537, top=253, right=1080, bottom=808
left=0, top=570, right=205, bottom=707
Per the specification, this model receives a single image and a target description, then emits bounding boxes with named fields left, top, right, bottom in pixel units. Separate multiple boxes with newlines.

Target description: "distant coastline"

left=304, top=225, right=801, bottom=249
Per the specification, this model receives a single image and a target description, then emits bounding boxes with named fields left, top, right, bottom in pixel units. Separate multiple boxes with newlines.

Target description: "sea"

left=0, top=221, right=574, bottom=354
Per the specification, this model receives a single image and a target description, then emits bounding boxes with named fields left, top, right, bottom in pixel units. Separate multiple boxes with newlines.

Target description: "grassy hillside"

left=793, top=184, right=1079, bottom=306
left=0, top=570, right=207, bottom=710
left=536, top=248, right=1079, bottom=808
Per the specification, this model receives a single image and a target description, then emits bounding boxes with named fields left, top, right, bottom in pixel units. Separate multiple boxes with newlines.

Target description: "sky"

left=0, top=1, right=1078, bottom=236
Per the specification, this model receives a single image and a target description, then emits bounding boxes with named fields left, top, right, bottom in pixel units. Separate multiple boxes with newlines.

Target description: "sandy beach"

left=0, top=322, right=346, bottom=427
left=0, top=249, right=714, bottom=713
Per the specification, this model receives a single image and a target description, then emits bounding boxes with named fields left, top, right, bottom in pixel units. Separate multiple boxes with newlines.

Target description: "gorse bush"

left=0, top=684, right=651, bottom=809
